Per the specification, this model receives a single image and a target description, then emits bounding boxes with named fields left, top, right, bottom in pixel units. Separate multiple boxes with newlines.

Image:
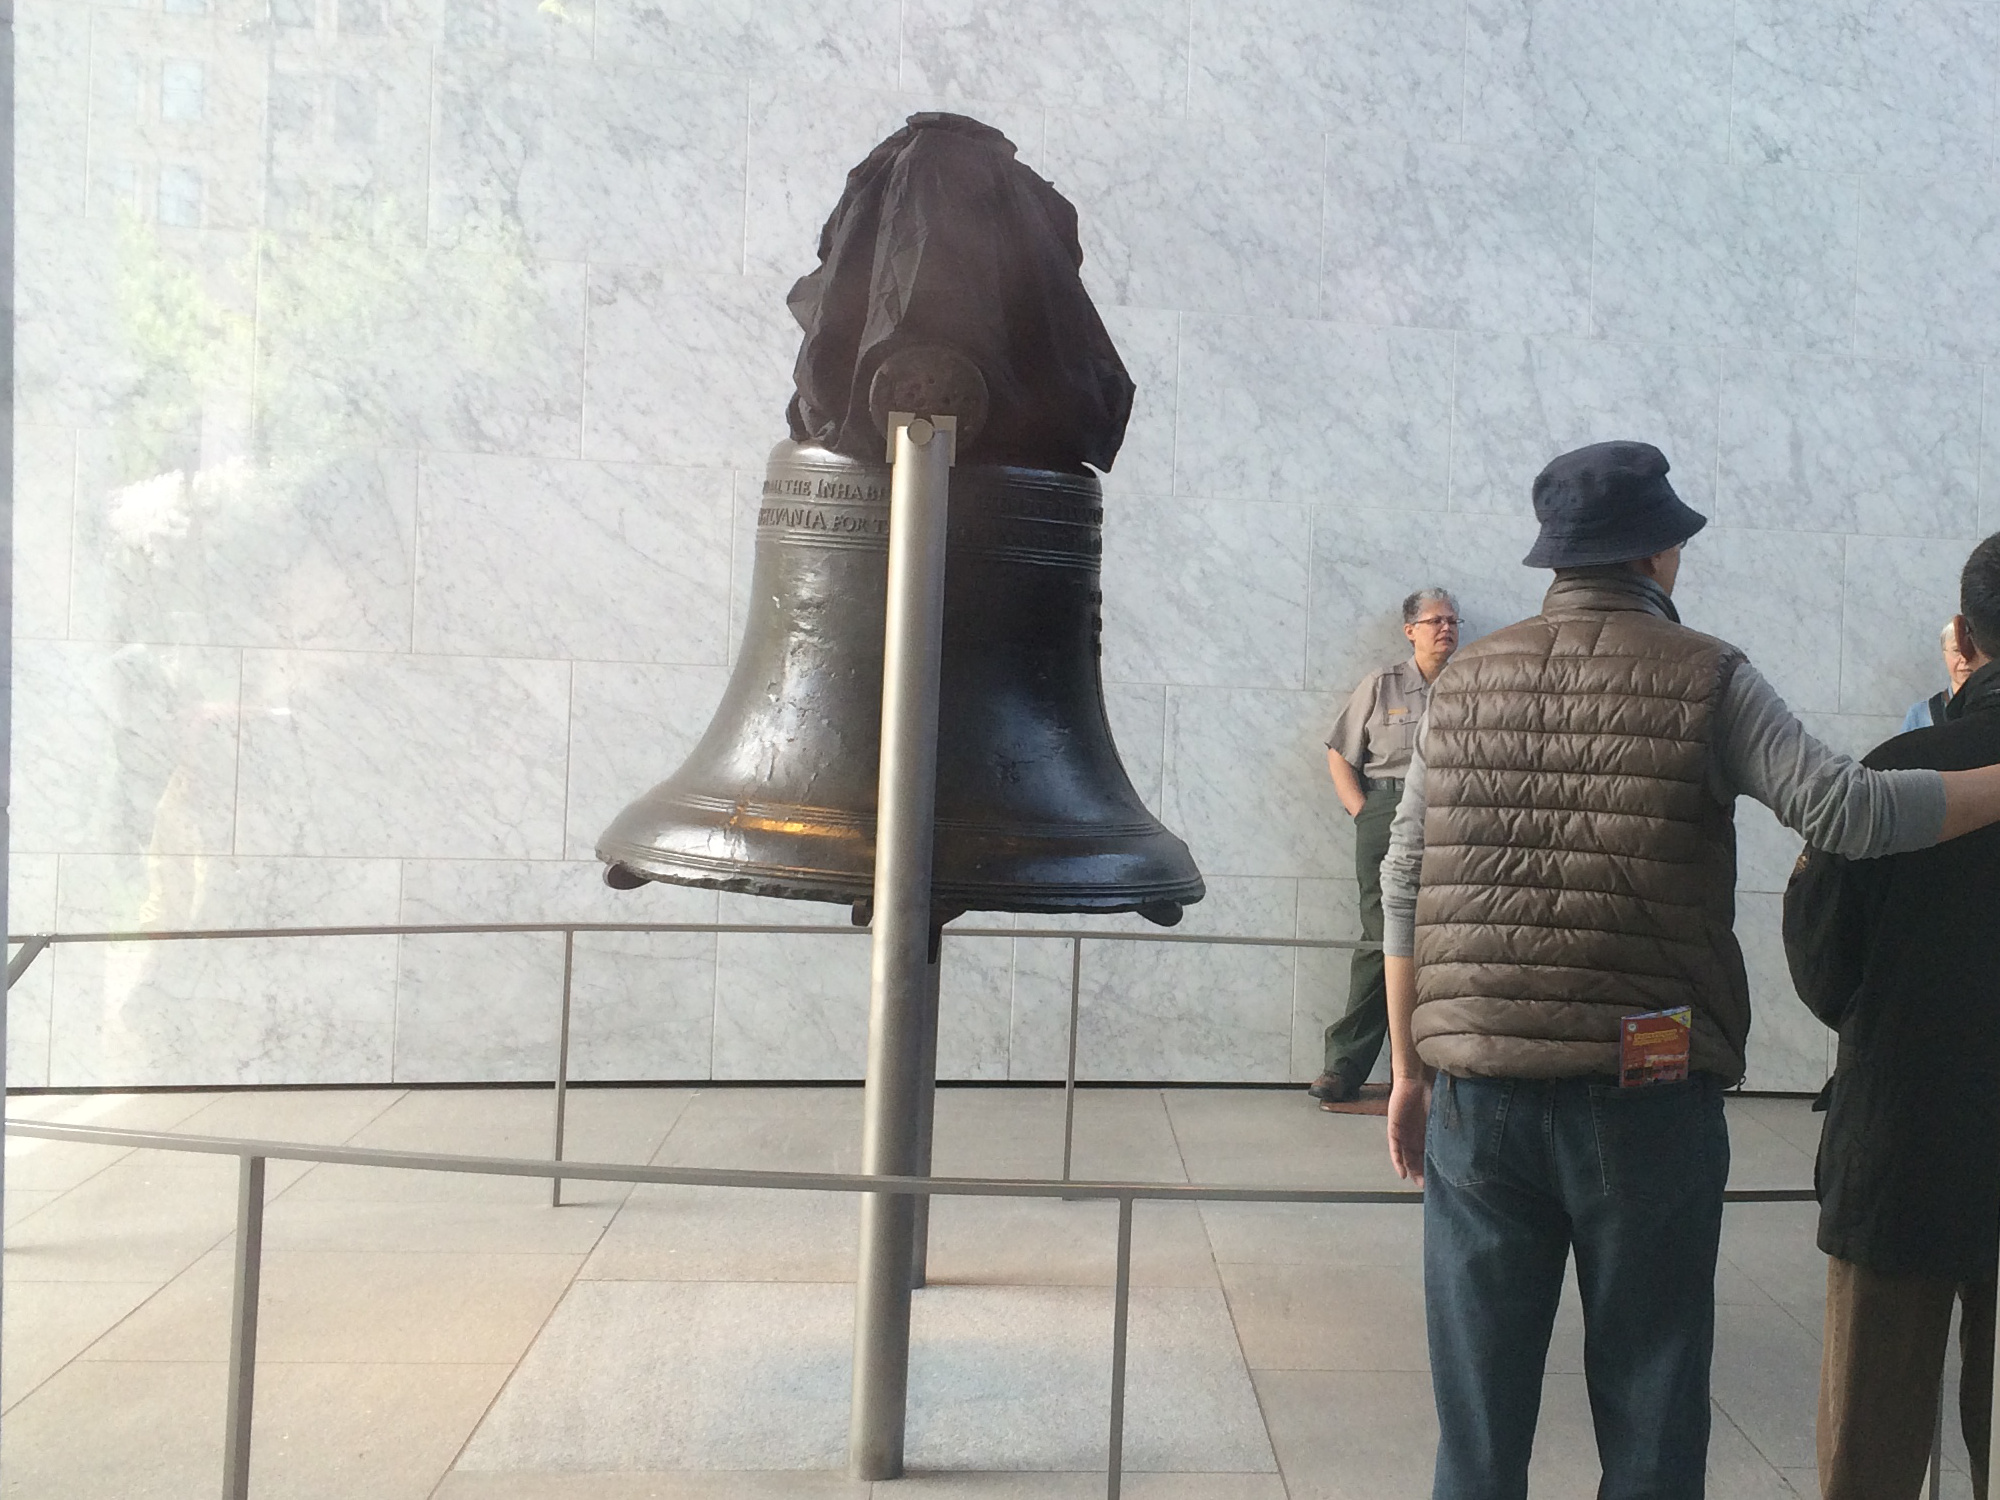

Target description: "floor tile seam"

left=1708, top=1396, right=1795, bottom=1481
left=1151, top=1087, right=1199, bottom=1188
left=1, top=1143, right=140, bottom=1229
left=0, top=1253, right=214, bottom=1416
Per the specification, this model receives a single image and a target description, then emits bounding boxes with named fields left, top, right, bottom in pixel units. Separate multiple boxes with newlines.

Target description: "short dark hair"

left=1965, top=532, right=2000, bottom=660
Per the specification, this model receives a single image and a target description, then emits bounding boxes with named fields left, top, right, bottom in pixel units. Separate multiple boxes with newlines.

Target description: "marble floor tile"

left=3, top=1156, right=242, bottom=1283
left=1219, top=1261, right=1431, bottom=1372
left=1197, top=1202, right=1421, bottom=1269
left=264, top=1194, right=620, bottom=1256
left=1251, top=1367, right=1439, bottom=1500
left=437, top=1478, right=872, bottom=1499
left=2, top=1357, right=511, bottom=1500
left=1710, top=1301, right=1825, bottom=1471
left=1054, top=1091, right=1190, bottom=1186
left=173, top=1087, right=404, bottom=1144
left=458, top=1280, right=1273, bottom=1475
left=651, top=1086, right=866, bottom=1173
left=83, top=1245, right=583, bottom=1366
left=920, top=1199, right=1219, bottom=1290
left=580, top=1185, right=857, bottom=1283
left=0, top=1277, right=158, bottom=1411
left=1161, top=1088, right=1411, bottom=1191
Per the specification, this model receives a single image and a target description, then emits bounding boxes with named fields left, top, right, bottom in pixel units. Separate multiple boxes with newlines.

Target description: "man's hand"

left=1387, top=1073, right=1431, bottom=1186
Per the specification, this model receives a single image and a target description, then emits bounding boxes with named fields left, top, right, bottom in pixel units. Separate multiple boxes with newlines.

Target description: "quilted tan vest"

left=1413, top=573, right=1750, bottom=1082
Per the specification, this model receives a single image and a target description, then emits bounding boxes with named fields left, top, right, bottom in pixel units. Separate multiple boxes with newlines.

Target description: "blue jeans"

left=1424, top=1072, right=1730, bottom=1500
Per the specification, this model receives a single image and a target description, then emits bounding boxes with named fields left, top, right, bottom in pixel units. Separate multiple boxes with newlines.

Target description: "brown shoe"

left=1306, top=1071, right=1356, bottom=1104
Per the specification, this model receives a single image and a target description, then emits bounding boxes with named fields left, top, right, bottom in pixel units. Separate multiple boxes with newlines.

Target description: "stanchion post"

left=1106, top=1193, right=1134, bottom=1500
left=222, top=1155, right=267, bottom=1500
left=849, top=412, right=955, bottom=1482
left=551, top=929, right=575, bottom=1208
left=1062, top=935, right=1083, bottom=1182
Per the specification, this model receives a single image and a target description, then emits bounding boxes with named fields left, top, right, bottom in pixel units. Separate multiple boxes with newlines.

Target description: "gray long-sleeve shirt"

left=1379, top=660, right=1948, bottom=959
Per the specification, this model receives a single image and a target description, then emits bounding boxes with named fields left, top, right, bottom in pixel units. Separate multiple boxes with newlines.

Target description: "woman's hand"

left=1387, top=1073, right=1432, bottom=1186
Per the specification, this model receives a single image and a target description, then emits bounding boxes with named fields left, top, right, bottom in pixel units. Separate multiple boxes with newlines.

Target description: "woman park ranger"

left=1309, top=588, right=1461, bottom=1108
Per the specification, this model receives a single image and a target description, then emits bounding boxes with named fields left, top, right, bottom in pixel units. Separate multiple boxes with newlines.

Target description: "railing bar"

left=2, top=924, right=1379, bottom=952
left=5, top=936, right=49, bottom=989
left=551, top=930, right=575, bottom=1209
left=1, top=1118, right=1812, bottom=1205
left=1062, top=936, right=1082, bottom=1183
left=222, top=1155, right=266, bottom=1500
left=1106, top=1193, right=1134, bottom=1500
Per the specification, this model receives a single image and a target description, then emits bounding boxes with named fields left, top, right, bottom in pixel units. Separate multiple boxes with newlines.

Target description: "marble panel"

left=1161, top=688, right=1352, bottom=880
left=11, top=641, right=241, bottom=857
left=1716, top=352, right=1982, bottom=539
left=1590, top=158, right=1859, bottom=353
left=1095, top=305, right=1178, bottom=500
left=1450, top=335, right=1721, bottom=517
left=1738, top=892, right=1831, bottom=1093
left=1103, top=682, right=1168, bottom=813
left=256, top=240, right=586, bottom=459
left=70, top=442, right=417, bottom=652
left=742, top=84, right=1047, bottom=280
left=1839, top=536, right=1971, bottom=717
left=584, top=268, right=798, bottom=469
left=440, top=0, right=596, bottom=56
left=1462, top=0, right=1734, bottom=161
left=399, top=857, right=720, bottom=926
left=261, top=38, right=433, bottom=239
left=16, top=0, right=92, bottom=218
left=594, top=0, right=901, bottom=85
left=392, top=931, right=562, bottom=1082
left=1294, top=875, right=1365, bottom=1082
left=14, top=425, right=75, bottom=641
left=1042, top=112, right=1323, bottom=317
left=1188, top=0, right=1463, bottom=139
left=936, top=933, right=1013, bottom=1081
left=8, top=855, right=61, bottom=1089
left=433, top=59, right=745, bottom=270
left=235, top=651, right=570, bottom=859
left=563, top=661, right=733, bottom=861
left=86, top=10, right=269, bottom=231
left=1306, top=506, right=1545, bottom=696
left=1731, top=0, right=1999, bottom=177
left=710, top=929, right=871, bottom=1078
left=1797, top=711, right=1905, bottom=765
left=1323, top=137, right=1594, bottom=337
left=47, top=934, right=398, bottom=1087
left=55, top=853, right=402, bottom=931
left=568, top=930, right=719, bottom=1080
left=16, top=216, right=255, bottom=433
left=1674, top=528, right=1845, bottom=714
left=1072, top=930, right=1294, bottom=1080
left=1855, top=176, right=2000, bottom=363
left=392, top=929, right=718, bottom=1082
left=1174, top=318, right=1454, bottom=507
left=414, top=454, right=732, bottom=664
left=900, top=0, right=1187, bottom=113
left=1736, top=800, right=1805, bottom=898
left=1100, top=500, right=1309, bottom=690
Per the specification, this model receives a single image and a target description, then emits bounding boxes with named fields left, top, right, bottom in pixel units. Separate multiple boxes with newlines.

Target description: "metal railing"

left=2, top=1114, right=1816, bottom=1500
left=4, top=918, right=1380, bottom=1203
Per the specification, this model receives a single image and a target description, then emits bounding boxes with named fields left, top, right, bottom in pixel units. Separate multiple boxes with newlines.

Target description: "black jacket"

left=1783, top=659, right=2000, bottom=1278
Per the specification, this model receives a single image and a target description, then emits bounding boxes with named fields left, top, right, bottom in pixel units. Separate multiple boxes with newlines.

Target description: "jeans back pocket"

left=1426, top=1073, right=1514, bottom=1189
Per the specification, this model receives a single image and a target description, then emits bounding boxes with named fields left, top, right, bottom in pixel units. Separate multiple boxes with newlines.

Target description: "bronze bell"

left=596, top=438, right=1204, bottom=924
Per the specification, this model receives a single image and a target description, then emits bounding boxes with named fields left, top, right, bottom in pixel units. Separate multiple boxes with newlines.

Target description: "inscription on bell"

left=757, top=504, right=889, bottom=535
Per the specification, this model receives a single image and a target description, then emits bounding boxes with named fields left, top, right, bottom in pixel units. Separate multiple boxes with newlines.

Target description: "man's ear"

left=1954, top=615, right=1992, bottom=669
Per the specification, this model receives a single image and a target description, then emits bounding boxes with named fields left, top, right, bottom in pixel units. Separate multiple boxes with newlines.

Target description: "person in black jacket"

left=1785, top=530, right=2000, bottom=1500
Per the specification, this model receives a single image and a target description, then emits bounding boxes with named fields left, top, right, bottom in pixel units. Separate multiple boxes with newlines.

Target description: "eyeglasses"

left=1411, top=616, right=1461, bottom=631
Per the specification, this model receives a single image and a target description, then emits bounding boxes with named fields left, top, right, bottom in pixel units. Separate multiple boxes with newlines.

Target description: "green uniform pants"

left=1322, top=782, right=1400, bottom=1086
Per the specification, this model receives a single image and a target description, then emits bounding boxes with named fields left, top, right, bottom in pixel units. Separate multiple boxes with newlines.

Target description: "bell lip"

left=595, top=850, right=1205, bottom=916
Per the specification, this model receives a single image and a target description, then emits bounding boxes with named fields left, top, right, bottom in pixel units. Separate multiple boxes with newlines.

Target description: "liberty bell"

left=596, top=112, right=1204, bottom=924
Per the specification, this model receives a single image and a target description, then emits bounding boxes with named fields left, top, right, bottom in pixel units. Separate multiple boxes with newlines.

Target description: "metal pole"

left=908, top=946, right=942, bottom=1289
left=849, top=413, right=954, bottom=1482
left=1062, top=936, right=1083, bottom=1182
left=222, top=1156, right=267, bottom=1500
left=550, top=930, right=575, bottom=1208
left=0, top=0, right=16, bottom=1474
left=1106, top=1193, right=1134, bottom=1500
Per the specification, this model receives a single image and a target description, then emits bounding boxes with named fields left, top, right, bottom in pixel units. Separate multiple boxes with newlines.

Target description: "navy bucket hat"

left=1522, top=440, right=1708, bottom=569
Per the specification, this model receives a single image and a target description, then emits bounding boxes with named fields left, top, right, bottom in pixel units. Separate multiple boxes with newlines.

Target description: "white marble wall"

left=14, top=0, right=1996, bottom=1090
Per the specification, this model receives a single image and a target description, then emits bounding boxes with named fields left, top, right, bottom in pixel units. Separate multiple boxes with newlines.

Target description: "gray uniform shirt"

left=1326, top=658, right=1430, bottom=784
left=1380, top=662, right=1949, bottom=959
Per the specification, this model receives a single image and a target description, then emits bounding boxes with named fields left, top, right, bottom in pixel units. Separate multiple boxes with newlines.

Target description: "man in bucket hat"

left=1374, top=440, right=2000, bottom=1499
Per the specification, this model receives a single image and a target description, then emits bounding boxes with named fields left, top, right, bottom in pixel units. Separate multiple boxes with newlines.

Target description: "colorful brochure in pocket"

left=1619, top=1007, right=1692, bottom=1087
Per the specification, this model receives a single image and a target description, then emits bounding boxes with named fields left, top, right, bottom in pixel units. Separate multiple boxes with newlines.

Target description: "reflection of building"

left=86, top=0, right=421, bottom=237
